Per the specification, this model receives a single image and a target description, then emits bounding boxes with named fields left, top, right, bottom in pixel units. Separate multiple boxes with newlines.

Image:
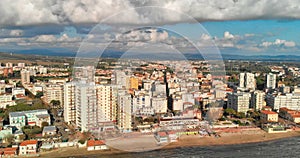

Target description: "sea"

left=76, top=136, right=300, bottom=158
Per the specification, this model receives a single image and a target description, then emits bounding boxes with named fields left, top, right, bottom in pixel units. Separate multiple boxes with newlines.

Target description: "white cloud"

left=224, top=31, right=234, bottom=39
left=1, top=0, right=300, bottom=27
left=261, top=39, right=296, bottom=47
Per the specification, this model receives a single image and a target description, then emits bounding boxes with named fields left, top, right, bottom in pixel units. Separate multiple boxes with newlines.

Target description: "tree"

left=50, top=100, right=61, bottom=107
left=224, top=108, right=236, bottom=117
left=35, top=92, right=43, bottom=98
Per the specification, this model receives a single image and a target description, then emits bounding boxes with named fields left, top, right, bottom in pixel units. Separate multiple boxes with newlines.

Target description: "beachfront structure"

left=266, top=93, right=300, bottom=111
left=260, top=110, right=278, bottom=122
left=9, top=109, right=50, bottom=128
left=154, top=132, right=168, bottom=143
left=266, top=73, right=276, bottom=89
left=87, top=140, right=108, bottom=151
left=239, top=72, right=256, bottom=90
left=19, top=140, right=38, bottom=155
left=96, top=85, right=117, bottom=123
left=227, top=92, right=250, bottom=113
left=279, top=107, right=300, bottom=123
left=251, top=90, right=265, bottom=110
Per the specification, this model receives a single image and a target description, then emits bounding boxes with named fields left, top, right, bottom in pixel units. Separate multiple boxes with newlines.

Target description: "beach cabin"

left=155, top=132, right=168, bottom=143
left=87, top=140, right=108, bottom=151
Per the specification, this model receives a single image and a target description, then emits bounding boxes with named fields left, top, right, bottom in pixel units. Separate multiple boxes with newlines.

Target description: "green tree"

left=224, top=108, right=236, bottom=117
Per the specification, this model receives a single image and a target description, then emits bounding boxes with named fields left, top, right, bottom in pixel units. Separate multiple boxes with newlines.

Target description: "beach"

left=40, top=130, right=300, bottom=158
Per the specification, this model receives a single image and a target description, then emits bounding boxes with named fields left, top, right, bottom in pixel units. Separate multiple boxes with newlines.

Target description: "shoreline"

left=40, top=130, right=300, bottom=157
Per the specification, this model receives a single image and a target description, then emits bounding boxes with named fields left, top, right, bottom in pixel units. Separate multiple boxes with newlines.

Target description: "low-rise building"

left=19, top=140, right=38, bottom=155
left=87, top=140, right=108, bottom=151
left=9, top=109, right=51, bottom=128
left=42, top=126, right=57, bottom=136
left=279, top=107, right=300, bottom=123
left=260, top=110, right=278, bottom=122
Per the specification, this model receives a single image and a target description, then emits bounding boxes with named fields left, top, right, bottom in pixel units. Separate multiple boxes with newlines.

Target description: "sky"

left=1, top=0, right=300, bottom=56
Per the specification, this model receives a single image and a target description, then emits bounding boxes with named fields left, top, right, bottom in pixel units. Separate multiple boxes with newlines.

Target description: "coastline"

left=40, top=130, right=300, bottom=158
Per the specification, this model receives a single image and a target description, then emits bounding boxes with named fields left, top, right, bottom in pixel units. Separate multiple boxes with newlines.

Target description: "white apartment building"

left=151, top=96, right=168, bottom=113
left=266, top=73, right=276, bottom=89
left=239, top=72, right=256, bottom=90
left=132, top=92, right=151, bottom=114
left=44, top=84, right=64, bottom=105
left=0, top=93, right=15, bottom=108
left=64, top=82, right=76, bottom=124
left=75, top=83, right=98, bottom=132
left=251, top=90, right=265, bottom=110
left=12, top=87, right=25, bottom=96
left=227, top=92, right=250, bottom=113
left=266, top=93, right=300, bottom=111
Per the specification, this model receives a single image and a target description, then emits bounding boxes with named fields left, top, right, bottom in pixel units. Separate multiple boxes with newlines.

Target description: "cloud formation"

left=1, top=0, right=300, bottom=27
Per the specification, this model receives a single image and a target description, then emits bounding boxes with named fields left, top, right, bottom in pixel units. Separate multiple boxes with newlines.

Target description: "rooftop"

left=20, top=140, right=38, bottom=146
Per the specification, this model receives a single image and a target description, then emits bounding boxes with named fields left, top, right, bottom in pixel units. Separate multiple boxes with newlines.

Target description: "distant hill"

left=2, top=50, right=300, bottom=62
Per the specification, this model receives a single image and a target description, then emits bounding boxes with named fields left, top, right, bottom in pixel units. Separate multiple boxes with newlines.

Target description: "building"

left=44, top=84, right=64, bottom=106
left=251, top=90, right=265, bottom=110
left=154, top=132, right=168, bottom=143
left=117, top=90, right=132, bottom=132
left=9, top=109, right=51, bottom=128
left=266, top=73, right=276, bottom=89
left=0, top=93, right=15, bottom=108
left=96, top=85, right=117, bottom=123
left=227, top=92, right=250, bottom=113
left=279, top=107, right=300, bottom=123
left=19, top=140, right=38, bottom=155
left=21, top=70, right=31, bottom=84
left=260, top=110, right=278, bottom=122
left=12, top=88, right=25, bottom=96
left=64, top=82, right=76, bottom=124
left=239, top=72, right=256, bottom=90
left=266, top=93, right=300, bottom=111
left=129, top=77, right=139, bottom=90
left=87, top=140, right=108, bottom=151
left=75, top=83, right=98, bottom=132
left=73, top=66, right=95, bottom=83
left=42, top=126, right=57, bottom=136
left=151, top=96, right=168, bottom=113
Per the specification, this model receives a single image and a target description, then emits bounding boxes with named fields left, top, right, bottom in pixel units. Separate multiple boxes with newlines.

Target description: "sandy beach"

left=40, top=130, right=300, bottom=158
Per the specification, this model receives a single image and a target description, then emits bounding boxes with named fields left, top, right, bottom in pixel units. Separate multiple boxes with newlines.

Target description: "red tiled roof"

left=261, top=110, right=277, bottom=115
left=20, top=140, right=37, bottom=146
left=87, top=140, right=105, bottom=147
left=157, top=131, right=167, bottom=137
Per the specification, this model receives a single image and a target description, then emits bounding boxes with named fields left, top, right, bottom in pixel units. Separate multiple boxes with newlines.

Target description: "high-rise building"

left=21, top=70, right=31, bottom=84
left=251, top=90, right=265, bottom=110
left=129, top=77, right=139, bottom=90
left=64, top=82, right=76, bottom=124
left=227, top=92, right=250, bottom=113
left=266, top=73, right=276, bottom=89
left=117, top=90, right=132, bottom=131
left=239, top=72, right=256, bottom=90
left=96, top=85, right=117, bottom=123
left=44, top=84, right=64, bottom=105
left=75, top=83, right=98, bottom=132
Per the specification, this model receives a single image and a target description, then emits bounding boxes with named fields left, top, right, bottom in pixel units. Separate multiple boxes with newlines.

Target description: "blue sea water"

left=77, top=136, right=300, bottom=158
